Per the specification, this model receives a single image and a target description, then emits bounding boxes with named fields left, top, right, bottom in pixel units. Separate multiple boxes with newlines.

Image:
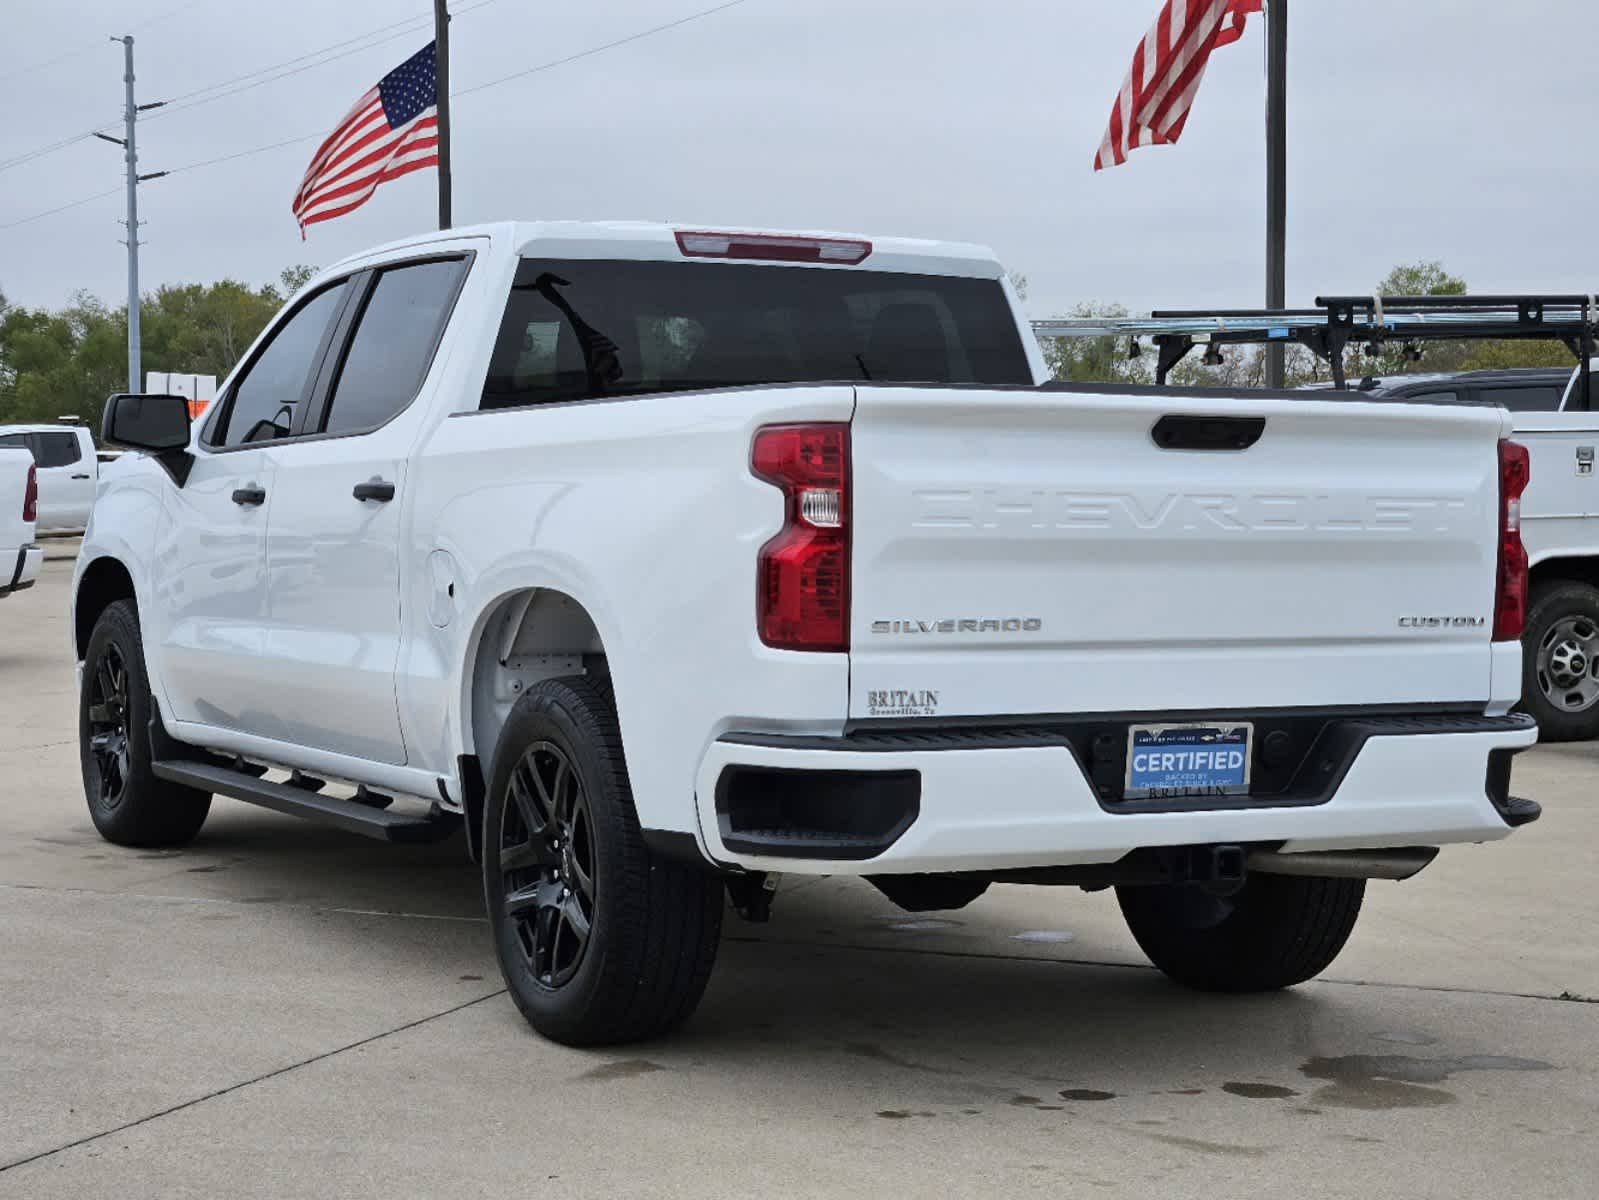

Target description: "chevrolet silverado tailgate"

left=848, top=385, right=1509, bottom=720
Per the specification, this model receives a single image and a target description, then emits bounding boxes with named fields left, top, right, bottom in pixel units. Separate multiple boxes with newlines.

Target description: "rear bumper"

left=692, top=713, right=1539, bottom=874
left=0, top=544, right=42, bottom=597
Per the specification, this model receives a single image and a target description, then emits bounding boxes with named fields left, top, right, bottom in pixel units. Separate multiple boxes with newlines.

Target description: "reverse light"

left=21, top=464, right=36, bottom=524
left=676, top=230, right=872, bottom=265
left=1494, top=439, right=1530, bottom=642
left=752, top=423, right=850, bottom=651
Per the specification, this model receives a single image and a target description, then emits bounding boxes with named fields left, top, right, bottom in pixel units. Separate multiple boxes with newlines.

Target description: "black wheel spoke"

left=500, top=837, right=556, bottom=874
left=509, top=762, right=548, bottom=833
left=496, top=739, right=598, bottom=991
left=504, top=875, right=556, bottom=919
left=560, top=892, right=591, bottom=944
left=551, top=759, right=573, bottom=826
left=529, top=756, right=558, bottom=823
left=86, top=643, right=133, bottom=811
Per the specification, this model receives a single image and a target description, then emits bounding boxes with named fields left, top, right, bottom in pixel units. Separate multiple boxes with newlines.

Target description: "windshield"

left=481, top=258, right=1031, bottom=409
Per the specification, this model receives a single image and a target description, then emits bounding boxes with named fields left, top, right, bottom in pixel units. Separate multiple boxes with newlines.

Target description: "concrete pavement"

left=1, top=551, right=1595, bottom=1197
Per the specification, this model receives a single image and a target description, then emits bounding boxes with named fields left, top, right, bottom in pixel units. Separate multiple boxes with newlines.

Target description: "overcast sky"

left=0, top=0, right=1590, bottom=321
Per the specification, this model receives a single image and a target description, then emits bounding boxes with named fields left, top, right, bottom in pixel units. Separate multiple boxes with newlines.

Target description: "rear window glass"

left=34, top=431, right=81, bottom=467
left=1481, top=385, right=1562, bottom=412
left=322, top=259, right=466, bottom=436
left=482, top=259, right=1031, bottom=410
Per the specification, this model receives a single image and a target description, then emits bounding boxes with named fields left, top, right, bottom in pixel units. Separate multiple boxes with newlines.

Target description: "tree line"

left=0, top=265, right=315, bottom=433
left=0, top=259, right=1579, bottom=437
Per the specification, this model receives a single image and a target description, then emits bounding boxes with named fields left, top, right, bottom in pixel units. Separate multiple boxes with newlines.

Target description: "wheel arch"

left=1529, top=554, right=1599, bottom=592
left=460, top=586, right=610, bottom=768
left=74, top=555, right=138, bottom=661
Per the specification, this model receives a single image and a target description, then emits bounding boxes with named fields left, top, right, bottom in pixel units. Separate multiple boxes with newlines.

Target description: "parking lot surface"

left=1, top=549, right=1595, bottom=1198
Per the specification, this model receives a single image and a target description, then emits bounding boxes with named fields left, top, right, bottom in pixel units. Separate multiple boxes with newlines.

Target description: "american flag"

left=1093, top=0, right=1262, bottom=171
left=292, top=43, right=440, bottom=234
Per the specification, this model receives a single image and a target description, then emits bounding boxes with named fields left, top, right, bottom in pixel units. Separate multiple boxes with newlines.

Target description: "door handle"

left=71, top=473, right=91, bottom=480
left=353, top=479, right=395, bottom=503
left=231, top=485, right=266, bottom=506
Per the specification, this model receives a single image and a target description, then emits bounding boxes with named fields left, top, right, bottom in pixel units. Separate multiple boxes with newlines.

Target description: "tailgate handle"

left=1151, top=414, right=1265, bottom=451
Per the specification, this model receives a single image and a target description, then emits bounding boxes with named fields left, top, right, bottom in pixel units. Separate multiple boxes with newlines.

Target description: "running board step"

left=152, top=759, right=460, bottom=844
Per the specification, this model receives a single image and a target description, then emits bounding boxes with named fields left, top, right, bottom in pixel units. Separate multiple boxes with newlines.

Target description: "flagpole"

left=1264, top=0, right=1287, bottom=387
left=434, top=0, right=452, bottom=229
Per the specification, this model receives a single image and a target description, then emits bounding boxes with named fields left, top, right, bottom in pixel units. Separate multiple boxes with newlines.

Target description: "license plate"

left=1124, top=723, right=1253, bottom=800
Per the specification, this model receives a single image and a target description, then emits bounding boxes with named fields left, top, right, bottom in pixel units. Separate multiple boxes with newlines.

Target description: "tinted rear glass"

left=482, top=259, right=1031, bottom=410
left=1481, top=385, right=1562, bottom=412
left=322, top=259, right=466, bottom=435
left=33, top=431, right=82, bottom=467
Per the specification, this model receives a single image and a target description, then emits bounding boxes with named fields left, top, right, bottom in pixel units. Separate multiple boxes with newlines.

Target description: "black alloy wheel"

left=79, top=598, right=210, bottom=847
left=499, top=742, right=597, bottom=990
left=86, top=642, right=133, bottom=809
left=481, top=675, right=723, bottom=1045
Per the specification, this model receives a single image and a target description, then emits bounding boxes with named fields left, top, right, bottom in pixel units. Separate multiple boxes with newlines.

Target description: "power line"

left=1, top=0, right=762, bottom=236
left=455, top=0, right=754, bottom=99
left=147, top=0, right=498, bottom=120
left=0, top=2, right=495, bottom=177
left=0, top=186, right=123, bottom=232
left=0, top=124, right=118, bottom=174
left=145, top=17, right=435, bottom=120
left=0, top=0, right=212, bottom=86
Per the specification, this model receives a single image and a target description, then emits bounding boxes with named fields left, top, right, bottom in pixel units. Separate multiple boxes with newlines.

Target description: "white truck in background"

left=0, top=447, right=42, bottom=598
left=0, top=422, right=97, bottom=535
left=74, top=221, right=1540, bottom=1046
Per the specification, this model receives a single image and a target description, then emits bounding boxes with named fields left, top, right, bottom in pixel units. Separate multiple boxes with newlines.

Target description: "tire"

left=1116, top=873, right=1364, bottom=992
left=1521, top=581, right=1599, bottom=742
left=79, top=599, right=211, bottom=847
left=482, top=676, right=723, bottom=1046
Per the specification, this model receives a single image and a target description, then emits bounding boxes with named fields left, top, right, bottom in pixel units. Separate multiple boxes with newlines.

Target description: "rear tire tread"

left=1117, top=872, right=1364, bottom=993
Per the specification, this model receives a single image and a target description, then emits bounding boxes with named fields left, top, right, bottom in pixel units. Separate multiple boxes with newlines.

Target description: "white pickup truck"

left=0, top=447, right=42, bottom=599
left=74, top=221, right=1540, bottom=1045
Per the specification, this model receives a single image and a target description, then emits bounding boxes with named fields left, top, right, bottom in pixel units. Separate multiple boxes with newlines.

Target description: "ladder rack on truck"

left=1031, top=293, right=1599, bottom=401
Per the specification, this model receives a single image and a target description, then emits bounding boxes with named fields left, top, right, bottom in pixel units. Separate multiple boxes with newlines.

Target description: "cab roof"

left=324, top=220, right=1006, bottom=282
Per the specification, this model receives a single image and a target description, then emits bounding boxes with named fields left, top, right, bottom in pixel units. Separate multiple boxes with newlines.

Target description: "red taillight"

left=752, top=423, right=850, bottom=652
left=21, top=464, right=37, bottom=524
left=676, top=230, right=872, bottom=265
left=1494, top=439, right=1530, bottom=641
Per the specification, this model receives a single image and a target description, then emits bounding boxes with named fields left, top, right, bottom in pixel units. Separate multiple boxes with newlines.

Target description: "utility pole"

left=1264, top=0, right=1287, bottom=388
left=434, top=0, right=452, bottom=229
left=116, top=35, right=141, bottom=393
left=95, top=36, right=166, bottom=393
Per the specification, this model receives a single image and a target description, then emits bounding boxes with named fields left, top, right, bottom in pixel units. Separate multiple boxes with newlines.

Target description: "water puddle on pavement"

left=1299, top=1053, right=1554, bottom=1110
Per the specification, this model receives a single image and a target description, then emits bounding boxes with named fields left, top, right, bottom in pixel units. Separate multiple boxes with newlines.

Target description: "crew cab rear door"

left=257, top=255, right=470, bottom=766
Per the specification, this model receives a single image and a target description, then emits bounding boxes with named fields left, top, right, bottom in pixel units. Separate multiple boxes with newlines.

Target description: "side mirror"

left=102, top=393, right=192, bottom=452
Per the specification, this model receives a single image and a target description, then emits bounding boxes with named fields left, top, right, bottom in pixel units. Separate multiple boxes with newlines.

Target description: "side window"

left=211, top=282, right=347, bottom=448
left=1401, top=390, right=1458, bottom=404
left=1482, top=385, right=1562, bottom=412
left=33, top=431, right=82, bottom=467
left=320, top=259, right=466, bottom=436
left=0, top=434, right=27, bottom=452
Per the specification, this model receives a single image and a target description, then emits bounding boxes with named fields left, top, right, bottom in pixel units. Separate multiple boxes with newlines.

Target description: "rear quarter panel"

left=404, top=385, right=857, bottom=833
